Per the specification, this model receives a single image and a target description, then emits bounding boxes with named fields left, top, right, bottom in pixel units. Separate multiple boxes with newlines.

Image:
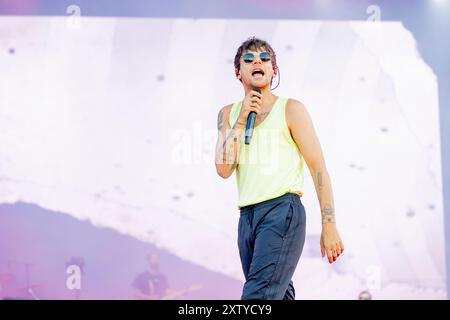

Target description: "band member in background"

left=132, top=252, right=201, bottom=300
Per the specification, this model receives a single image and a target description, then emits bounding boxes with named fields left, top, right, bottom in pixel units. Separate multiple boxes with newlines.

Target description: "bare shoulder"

left=286, top=98, right=307, bottom=113
left=285, top=98, right=309, bottom=128
left=219, top=103, right=234, bottom=116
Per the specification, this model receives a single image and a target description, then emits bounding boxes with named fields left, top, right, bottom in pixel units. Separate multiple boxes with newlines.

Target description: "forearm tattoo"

left=317, top=171, right=324, bottom=200
left=222, top=130, right=239, bottom=166
left=317, top=171, right=336, bottom=224
left=216, top=109, right=242, bottom=170
left=322, top=205, right=336, bottom=224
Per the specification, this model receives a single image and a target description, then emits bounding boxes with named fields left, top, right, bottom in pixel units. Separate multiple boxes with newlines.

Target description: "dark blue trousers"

left=238, top=192, right=306, bottom=300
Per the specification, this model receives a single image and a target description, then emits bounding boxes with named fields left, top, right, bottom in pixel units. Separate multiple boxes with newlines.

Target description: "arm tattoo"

left=217, top=110, right=224, bottom=130
left=322, top=204, right=336, bottom=224
left=215, top=108, right=242, bottom=170
left=317, top=171, right=336, bottom=224
left=317, top=171, right=324, bottom=200
left=317, top=171, right=323, bottom=191
left=222, top=127, right=240, bottom=166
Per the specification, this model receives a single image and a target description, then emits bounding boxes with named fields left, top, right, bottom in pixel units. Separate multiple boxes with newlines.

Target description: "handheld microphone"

left=244, top=88, right=261, bottom=145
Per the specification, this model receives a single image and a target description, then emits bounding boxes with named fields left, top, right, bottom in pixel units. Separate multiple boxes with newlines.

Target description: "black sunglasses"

left=242, top=51, right=271, bottom=63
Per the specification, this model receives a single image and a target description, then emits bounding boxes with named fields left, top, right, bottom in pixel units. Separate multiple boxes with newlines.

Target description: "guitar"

left=161, top=284, right=202, bottom=300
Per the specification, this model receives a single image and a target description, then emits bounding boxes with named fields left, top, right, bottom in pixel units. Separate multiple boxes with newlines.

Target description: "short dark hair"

left=234, top=36, right=278, bottom=74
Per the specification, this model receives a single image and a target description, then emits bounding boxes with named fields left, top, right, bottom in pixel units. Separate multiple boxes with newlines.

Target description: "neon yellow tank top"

left=228, top=96, right=305, bottom=208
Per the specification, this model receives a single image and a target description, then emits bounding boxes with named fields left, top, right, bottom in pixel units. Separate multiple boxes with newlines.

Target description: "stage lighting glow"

left=431, top=0, right=449, bottom=8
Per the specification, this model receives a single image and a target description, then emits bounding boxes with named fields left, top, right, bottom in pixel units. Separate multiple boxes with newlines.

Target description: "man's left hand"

left=320, top=224, right=344, bottom=264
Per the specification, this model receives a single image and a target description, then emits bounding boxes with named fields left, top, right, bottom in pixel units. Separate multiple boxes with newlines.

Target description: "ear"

left=235, top=68, right=241, bottom=79
left=273, top=67, right=278, bottom=77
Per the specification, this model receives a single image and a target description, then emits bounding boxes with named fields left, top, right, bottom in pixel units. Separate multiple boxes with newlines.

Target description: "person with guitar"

left=132, top=252, right=201, bottom=300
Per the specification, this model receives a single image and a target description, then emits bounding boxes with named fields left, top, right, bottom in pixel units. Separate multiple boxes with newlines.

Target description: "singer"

left=214, top=37, right=344, bottom=300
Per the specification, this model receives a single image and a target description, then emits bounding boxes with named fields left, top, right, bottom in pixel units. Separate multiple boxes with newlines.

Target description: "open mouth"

left=251, top=70, right=265, bottom=77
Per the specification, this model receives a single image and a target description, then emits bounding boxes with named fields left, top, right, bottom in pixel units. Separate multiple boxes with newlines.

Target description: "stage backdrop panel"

left=0, top=16, right=445, bottom=299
